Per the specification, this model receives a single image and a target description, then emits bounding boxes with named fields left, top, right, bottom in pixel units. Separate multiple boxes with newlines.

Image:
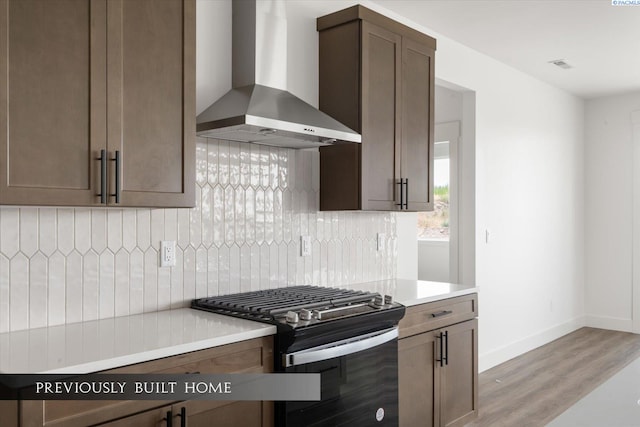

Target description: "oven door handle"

left=284, top=327, right=398, bottom=367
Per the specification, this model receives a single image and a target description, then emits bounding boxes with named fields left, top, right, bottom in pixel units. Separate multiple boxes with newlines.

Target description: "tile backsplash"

left=0, top=138, right=397, bottom=333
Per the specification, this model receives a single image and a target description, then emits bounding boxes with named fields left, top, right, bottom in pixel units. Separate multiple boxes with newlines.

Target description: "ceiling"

left=372, top=0, right=640, bottom=99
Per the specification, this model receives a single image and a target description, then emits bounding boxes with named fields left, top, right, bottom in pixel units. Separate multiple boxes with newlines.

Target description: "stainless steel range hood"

left=196, top=0, right=361, bottom=148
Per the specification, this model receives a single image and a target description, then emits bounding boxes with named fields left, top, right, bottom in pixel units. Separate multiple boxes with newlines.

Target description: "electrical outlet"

left=300, top=235, right=311, bottom=257
left=377, top=233, right=385, bottom=251
left=160, top=240, right=176, bottom=267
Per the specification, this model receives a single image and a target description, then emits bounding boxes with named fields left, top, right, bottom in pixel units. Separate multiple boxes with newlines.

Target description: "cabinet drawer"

left=398, top=294, right=477, bottom=339
left=21, top=336, right=273, bottom=427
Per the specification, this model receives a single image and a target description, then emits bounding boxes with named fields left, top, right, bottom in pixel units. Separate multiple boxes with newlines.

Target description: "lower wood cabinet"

left=9, top=336, right=273, bottom=427
left=398, top=294, right=478, bottom=427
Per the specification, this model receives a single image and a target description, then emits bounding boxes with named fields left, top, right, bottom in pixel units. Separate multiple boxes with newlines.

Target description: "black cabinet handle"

left=97, top=149, right=107, bottom=204
left=177, top=407, right=186, bottom=427
left=111, top=150, right=121, bottom=204
left=436, top=332, right=444, bottom=367
left=396, top=179, right=404, bottom=209
left=395, top=178, right=409, bottom=210
left=404, top=178, right=409, bottom=210
left=163, top=410, right=173, bottom=427
left=431, top=310, right=453, bottom=318
left=444, top=330, right=449, bottom=366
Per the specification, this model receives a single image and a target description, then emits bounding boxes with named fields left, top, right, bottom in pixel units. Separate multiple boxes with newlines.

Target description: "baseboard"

left=478, top=315, right=586, bottom=373
left=584, top=315, right=633, bottom=332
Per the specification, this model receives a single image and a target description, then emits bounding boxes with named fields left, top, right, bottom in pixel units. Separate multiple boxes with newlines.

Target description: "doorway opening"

left=417, top=83, right=475, bottom=285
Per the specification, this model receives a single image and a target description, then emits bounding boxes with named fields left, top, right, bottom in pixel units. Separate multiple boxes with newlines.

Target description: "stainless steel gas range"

left=192, top=285, right=405, bottom=426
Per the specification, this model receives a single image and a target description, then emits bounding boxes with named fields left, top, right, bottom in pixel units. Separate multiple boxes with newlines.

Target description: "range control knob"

left=373, top=295, right=384, bottom=307
left=285, top=311, right=299, bottom=324
left=299, top=308, right=312, bottom=321
left=384, top=295, right=393, bottom=305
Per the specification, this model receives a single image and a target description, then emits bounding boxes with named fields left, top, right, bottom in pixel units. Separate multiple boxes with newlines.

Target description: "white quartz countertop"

left=345, top=279, right=477, bottom=307
left=393, top=279, right=477, bottom=306
left=0, top=308, right=276, bottom=374
left=0, top=280, right=475, bottom=374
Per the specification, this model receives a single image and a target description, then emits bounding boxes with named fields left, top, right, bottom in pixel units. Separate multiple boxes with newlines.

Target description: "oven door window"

left=284, top=338, right=398, bottom=426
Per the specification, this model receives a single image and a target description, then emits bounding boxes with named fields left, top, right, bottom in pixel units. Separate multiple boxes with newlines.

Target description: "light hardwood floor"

left=467, top=327, right=640, bottom=427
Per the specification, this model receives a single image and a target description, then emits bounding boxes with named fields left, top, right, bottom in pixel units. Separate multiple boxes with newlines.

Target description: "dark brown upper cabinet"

left=317, top=5, right=435, bottom=211
left=0, top=0, right=195, bottom=208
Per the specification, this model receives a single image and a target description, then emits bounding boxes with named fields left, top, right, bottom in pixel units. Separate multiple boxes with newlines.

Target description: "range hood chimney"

left=197, top=0, right=361, bottom=149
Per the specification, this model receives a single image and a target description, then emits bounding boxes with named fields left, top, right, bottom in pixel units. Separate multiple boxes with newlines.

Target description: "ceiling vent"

left=548, top=59, right=573, bottom=69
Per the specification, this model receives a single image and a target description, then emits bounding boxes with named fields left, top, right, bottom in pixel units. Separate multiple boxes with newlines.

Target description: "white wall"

left=460, top=91, right=477, bottom=287
left=418, top=240, right=449, bottom=282
left=585, top=91, right=640, bottom=332
left=435, top=84, right=464, bottom=123
left=469, top=73, right=584, bottom=369
left=196, top=0, right=231, bottom=115
left=430, top=21, right=585, bottom=372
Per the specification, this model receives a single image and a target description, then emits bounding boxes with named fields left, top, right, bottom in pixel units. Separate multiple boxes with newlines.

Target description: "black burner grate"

left=192, top=285, right=378, bottom=316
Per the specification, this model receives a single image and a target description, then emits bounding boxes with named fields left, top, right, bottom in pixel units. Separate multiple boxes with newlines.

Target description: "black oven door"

left=281, top=327, right=399, bottom=427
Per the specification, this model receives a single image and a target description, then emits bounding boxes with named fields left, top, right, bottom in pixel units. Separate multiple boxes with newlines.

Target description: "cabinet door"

left=360, top=21, right=401, bottom=211
left=401, top=37, right=434, bottom=212
left=398, top=331, right=438, bottom=427
left=440, top=319, right=478, bottom=427
left=106, top=0, right=195, bottom=207
left=0, top=0, right=106, bottom=206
